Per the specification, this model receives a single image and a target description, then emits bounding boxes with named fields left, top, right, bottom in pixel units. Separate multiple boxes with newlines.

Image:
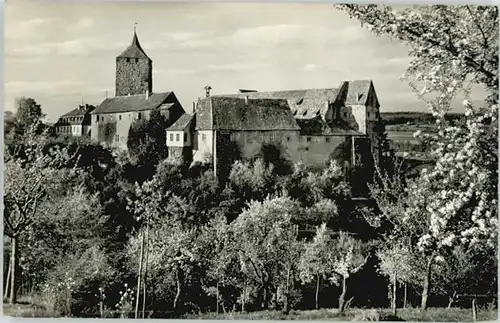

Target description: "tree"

left=299, top=224, right=369, bottom=312
left=298, top=223, right=332, bottom=309
left=15, top=97, right=44, bottom=132
left=376, top=242, right=414, bottom=314
left=3, top=126, right=75, bottom=303
left=337, top=4, right=498, bottom=309
left=230, top=196, right=302, bottom=310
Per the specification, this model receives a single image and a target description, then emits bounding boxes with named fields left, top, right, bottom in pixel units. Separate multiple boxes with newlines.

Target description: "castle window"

left=176, top=133, right=180, bottom=141
left=184, top=133, right=188, bottom=142
left=202, top=134, right=206, bottom=142
left=170, top=134, right=174, bottom=141
left=306, top=137, right=311, bottom=142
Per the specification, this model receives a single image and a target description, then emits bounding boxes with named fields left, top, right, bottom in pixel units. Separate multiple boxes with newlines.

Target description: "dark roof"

left=196, top=97, right=300, bottom=131
left=167, top=113, right=194, bottom=130
left=117, top=31, right=150, bottom=60
left=296, top=118, right=363, bottom=136
left=92, top=92, right=173, bottom=114
left=62, top=105, right=95, bottom=117
left=214, top=88, right=342, bottom=121
left=345, top=80, right=373, bottom=105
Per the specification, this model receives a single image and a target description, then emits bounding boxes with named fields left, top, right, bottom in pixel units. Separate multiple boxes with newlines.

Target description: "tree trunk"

left=315, top=275, right=320, bottom=310
left=135, top=231, right=145, bottom=318
left=4, top=258, right=11, bottom=299
left=447, top=297, right=454, bottom=309
left=420, top=255, right=434, bottom=311
left=283, top=268, right=291, bottom=314
left=242, top=278, right=246, bottom=313
left=338, top=276, right=347, bottom=312
left=403, top=282, right=407, bottom=309
left=472, top=298, right=477, bottom=322
left=392, top=271, right=397, bottom=316
left=216, top=280, right=220, bottom=314
left=9, top=236, right=18, bottom=304
left=142, top=218, right=150, bottom=319
left=173, top=269, right=182, bottom=311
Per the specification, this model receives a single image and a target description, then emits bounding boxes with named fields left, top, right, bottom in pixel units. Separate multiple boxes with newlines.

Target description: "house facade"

left=167, top=80, right=381, bottom=168
left=90, top=30, right=185, bottom=149
left=54, top=104, right=95, bottom=137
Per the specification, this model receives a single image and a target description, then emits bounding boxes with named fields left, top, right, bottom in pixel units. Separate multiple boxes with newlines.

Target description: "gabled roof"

left=92, top=92, right=173, bottom=114
left=117, top=31, right=150, bottom=60
left=214, top=88, right=342, bottom=121
left=167, top=113, right=194, bottom=131
left=296, top=117, right=363, bottom=136
left=345, top=80, right=373, bottom=105
left=62, top=105, right=95, bottom=117
left=196, top=97, right=300, bottom=131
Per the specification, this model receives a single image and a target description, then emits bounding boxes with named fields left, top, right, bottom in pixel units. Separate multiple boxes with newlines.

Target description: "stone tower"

left=115, top=28, right=152, bottom=96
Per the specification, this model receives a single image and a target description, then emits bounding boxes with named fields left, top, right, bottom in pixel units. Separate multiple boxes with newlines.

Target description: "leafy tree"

left=230, top=196, right=302, bottom=310
left=299, top=224, right=369, bottom=312
left=3, top=126, right=76, bottom=303
left=337, top=4, right=498, bottom=309
left=14, top=97, right=44, bottom=132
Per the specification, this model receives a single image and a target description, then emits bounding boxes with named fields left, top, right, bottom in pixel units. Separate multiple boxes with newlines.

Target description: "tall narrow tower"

left=115, top=26, right=153, bottom=96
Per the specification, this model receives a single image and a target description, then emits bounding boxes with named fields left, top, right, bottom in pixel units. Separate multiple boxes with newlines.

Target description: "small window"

left=126, top=58, right=130, bottom=62
left=119, top=115, right=122, bottom=121
left=287, top=136, right=291, bottom=142
left=305, top=147, right=309, bottom=151
left=170, top=133, right=174, bottom=141
left=135, top=58, right=139, bottom=63
left=326, top=137, right=330, bottom=143
left=138, top=112, right=142, bottom=120
left=176, top=133, right=180, bottom=141
left=96, top=115, right=99, bottom=122
left=115, top=135, right=119, bottom=142
left=306, top=137, right=311, bottom=142
left=184, top=133, right=187, bottom=142
left=202, top=134, right=206, bottom=142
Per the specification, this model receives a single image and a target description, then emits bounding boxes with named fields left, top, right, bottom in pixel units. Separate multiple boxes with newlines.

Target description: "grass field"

left=3, top=295, right=497, bottom=321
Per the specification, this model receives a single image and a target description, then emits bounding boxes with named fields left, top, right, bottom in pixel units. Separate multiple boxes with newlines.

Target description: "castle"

left=57, top=29, right=383, bottom=181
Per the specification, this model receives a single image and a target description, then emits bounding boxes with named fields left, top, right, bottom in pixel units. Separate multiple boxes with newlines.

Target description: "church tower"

left=115, top=27, right=153, bottom=96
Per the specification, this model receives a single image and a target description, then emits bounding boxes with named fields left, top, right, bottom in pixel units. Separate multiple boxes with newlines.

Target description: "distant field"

left=380, top=112, right=465, bottom=126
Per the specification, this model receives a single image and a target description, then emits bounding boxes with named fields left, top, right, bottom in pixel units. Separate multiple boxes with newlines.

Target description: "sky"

left=5, top=1, right=481, bottom=122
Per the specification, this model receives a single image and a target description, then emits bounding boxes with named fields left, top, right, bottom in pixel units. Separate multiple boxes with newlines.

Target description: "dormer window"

left=293, top=110, right=298, bottom=116
left=302, top=110, right=307, bottom=116
left=135, top=58, right=139, bottom=63
left=296, top=97, right=304, bottom=105
left=358, top=93, right=363, bottom=101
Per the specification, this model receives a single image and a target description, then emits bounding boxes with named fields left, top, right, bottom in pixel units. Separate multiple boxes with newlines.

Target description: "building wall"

left=115, top=57, right=152, bottom=96
left=210, top=130, right=349, bottom=170
left=166, top=130, right=191, bottom=147
left=193, top=130, right=214, bottom=163
left=71, top=125, right=82, bottom=136
left=90, top=110, right=152, bottom=149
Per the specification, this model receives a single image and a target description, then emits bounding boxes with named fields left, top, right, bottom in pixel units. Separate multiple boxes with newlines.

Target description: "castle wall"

left=218, top=130, right=348, bottom=170
left=115, top=57, right=152, bottom=96
left=91, top=110, right=152, bottom=149
left=193, top=130, right=214, bottom=163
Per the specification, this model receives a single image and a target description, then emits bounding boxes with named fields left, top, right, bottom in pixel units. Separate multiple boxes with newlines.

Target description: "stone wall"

left=115, top=57, right=152, bottom=96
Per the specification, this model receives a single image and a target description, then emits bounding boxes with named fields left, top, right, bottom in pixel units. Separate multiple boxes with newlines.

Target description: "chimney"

left=146, top=90, right=149, bottom=99
left=192, top=101, right=195, bottom=112
left=245, top=96, right=249, bottom=105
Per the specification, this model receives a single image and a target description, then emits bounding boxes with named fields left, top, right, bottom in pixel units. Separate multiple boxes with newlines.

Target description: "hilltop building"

left=166, top=81, right=383, bottom=188
left=90, top=29, right=185, bottom=149
left=54, top=104, right=95, bottom=137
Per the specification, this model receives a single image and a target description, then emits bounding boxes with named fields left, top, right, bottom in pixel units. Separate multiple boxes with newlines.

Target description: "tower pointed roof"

left=117, top=28, right=150, bottom=60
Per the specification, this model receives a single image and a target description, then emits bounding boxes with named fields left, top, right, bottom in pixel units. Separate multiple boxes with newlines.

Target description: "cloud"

left=6, top=80, right=87, bottom=93
left=206, top=63, right=269, bottom=72
left=7, top=18, right=58, bottom=40
left=231, top=24, right=369, bottom=47
left=74, top=17, right=94, bottom=29
left=303, top=64, right=319, bottom=71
